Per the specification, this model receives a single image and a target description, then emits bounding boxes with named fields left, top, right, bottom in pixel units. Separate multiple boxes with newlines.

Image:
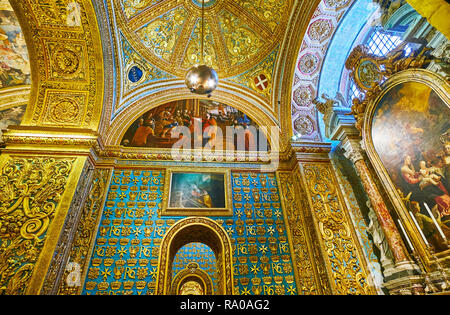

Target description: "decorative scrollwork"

left=345, top=43, right=434, bottom=132
left=0, top=156, right=75, bottom=295
left=302, top=164, right=371, bottom=295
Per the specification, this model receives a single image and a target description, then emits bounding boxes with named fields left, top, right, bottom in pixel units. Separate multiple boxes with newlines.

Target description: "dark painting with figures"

left=121, top=99, right=268, bottom=151
left=372, top=81, right=450, bottom=252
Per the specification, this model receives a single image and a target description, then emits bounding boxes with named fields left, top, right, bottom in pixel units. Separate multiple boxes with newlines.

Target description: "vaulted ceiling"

left=116, top=0, right=293, bottom=79
left=0, top=0, right=359, bottom=151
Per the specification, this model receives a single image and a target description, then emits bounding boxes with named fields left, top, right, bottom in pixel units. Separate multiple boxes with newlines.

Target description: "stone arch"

left=155, top=217, right=234, bottom=295
left=8, top=0, right=105, bottom=131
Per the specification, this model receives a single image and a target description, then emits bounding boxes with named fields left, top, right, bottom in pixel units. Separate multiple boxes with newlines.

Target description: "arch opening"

left=156, top=217, right=234, bottom=295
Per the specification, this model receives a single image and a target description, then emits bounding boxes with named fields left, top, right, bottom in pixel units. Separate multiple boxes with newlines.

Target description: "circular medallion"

left=357, top=59, right=381, bottom=90
left=128, top=65, right=144, bottom=83
left=293, top=86, right=314, bottom=107
left=253, top=73, right=269, bottom=91
left=50, top=98, right=79, bottom=123
left=53, top=47, right=80, bottom=76
left=298, top=53, right=320, bottom=75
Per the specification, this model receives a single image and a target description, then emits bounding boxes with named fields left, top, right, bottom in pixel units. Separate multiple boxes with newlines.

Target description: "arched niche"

left=362, top=69, right=450, bottom=269
left=155, top=217, right=234, bottom=295
left=171, top=262, right=214, bottom=295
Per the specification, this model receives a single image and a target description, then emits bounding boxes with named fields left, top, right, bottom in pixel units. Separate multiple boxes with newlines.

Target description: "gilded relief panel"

left=41, top=90, right=88, bottom=126
left=218, top=10, right=264, bottom=67
left=44, top=40, right=88, bottom=82
left=301, top=163, right=374, bottom=295
left=0, top=155, right=75, bottom=294
left=277, top=170, right=329, bottom=295
left=136, top=6, right=188, bottom=62
left=58, top=168, right=112, bottom=295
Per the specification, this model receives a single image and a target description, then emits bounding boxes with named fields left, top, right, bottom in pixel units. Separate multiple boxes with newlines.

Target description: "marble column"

left=341, top=137, right=410, bottom=263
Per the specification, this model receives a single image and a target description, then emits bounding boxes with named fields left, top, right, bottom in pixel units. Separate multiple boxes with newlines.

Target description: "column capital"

left=341, top=136, right=365, bottom=164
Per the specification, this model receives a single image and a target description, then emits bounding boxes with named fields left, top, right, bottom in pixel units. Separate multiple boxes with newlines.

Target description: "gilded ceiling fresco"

left=114, top=0, right=293, bottom=79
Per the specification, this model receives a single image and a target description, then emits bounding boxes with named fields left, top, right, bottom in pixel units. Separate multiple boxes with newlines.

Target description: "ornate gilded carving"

left=226, top=48, right=278, bottom=99
left=218, top=10, right=264, bottom=66
left=302, top=163, right=373, bottom=294
left=57, top=168, right=111, bottom=295
left=0, top=156, right=75, bottom=294
left=237, top=0, right=290, bottom=32
left=345, top=44, right=434, bottom=132
left=277, top=170, right=328, bottom=295
left=182, top=18, right=218, bottom=69
left=42, top=90, right=87, bottom=125
left=41, top=160, right=95, bottom=295
left=11, top=0, right=104, bottom=130
left=136, top=6, right=188, bottom=62
left=46, top=41, right=86, bottom=81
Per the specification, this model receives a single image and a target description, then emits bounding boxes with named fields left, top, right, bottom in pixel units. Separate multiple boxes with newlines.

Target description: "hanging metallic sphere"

left=185, top=64, right=218, bottom=97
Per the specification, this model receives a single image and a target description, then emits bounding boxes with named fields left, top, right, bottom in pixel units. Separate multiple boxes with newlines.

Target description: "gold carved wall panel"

left=300, top=162, right=375, bottom=295
left=58, top=167, right=112, bottom=295
left=277, top=169, right=332, bottom=294
left=0, top=155, right=87, bottom=294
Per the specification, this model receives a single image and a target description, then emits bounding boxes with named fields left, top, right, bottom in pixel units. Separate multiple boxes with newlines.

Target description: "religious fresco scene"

left=372, top=82, right=450, bottom=252
left=0, top=0, right=448, bottom=299
left=121, top=99, right=269, bottom=151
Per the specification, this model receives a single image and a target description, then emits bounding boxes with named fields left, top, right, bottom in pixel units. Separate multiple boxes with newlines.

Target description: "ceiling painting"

left=113, top=0, right=293, bottom=79
left=0, top=0, right=30, bottom=88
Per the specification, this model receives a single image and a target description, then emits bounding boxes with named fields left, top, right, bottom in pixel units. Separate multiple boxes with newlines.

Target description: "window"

left=365, top=28, right=405, bottom=56
left=347, top=78, right=365, bottom=104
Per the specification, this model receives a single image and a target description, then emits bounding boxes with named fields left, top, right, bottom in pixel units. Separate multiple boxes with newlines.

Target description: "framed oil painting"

left=368, top=73, right=449, bottom=254
left=162, top=169, right=232, bottom=216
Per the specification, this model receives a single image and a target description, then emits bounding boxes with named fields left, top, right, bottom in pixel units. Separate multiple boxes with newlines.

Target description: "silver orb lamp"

left=185, top=0, right=218, bottom=97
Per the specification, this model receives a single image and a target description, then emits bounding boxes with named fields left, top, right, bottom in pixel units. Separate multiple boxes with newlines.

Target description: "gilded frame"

left=362, top=69, right=450, bottom=269
left=162, top=168, right=233, bottom=217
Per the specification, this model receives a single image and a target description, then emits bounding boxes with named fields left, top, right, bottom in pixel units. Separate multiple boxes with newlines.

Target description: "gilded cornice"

left=0, top=85, right=31, bottom=111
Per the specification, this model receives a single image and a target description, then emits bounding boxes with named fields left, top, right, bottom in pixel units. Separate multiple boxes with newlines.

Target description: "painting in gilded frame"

left=162, top=169, right=233, bottom=216
left=371, top=81, right=449, bottom=252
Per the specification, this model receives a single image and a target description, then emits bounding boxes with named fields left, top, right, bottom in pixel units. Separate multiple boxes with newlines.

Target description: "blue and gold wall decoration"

left=81, top=169, right=297, bottom=295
